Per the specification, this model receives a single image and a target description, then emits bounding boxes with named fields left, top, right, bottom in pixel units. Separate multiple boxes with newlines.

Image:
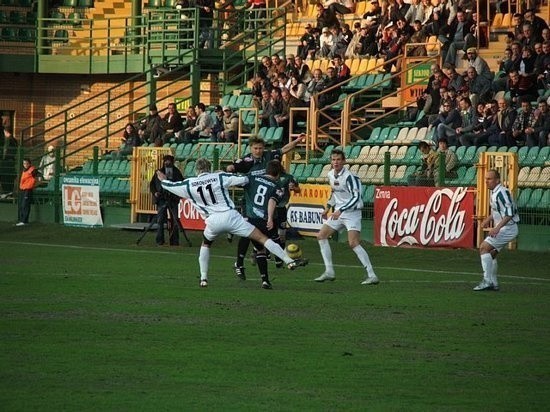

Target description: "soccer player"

left=235, top=160, right=290, bottom=289
left=158, top=158, right=308, bottom=288
left=474, top=169, right=520, bottom=291
left=314, top=148, right=379, bottom=285
left=228, top=134, right=304, bottom=278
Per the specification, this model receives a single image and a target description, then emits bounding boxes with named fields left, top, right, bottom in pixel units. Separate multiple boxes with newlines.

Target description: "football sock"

left=274, top=236, right=284, bottom=263
left=199, top=246, right=210, bottom=281
left=236, top=237, right=250, bottom=267
left=256, top=251, right=269, bottom=281
left=353, top=245, right=376, bottom=278
left=480, top=253, right=493, bottom=283
left=318, top=239, right=335, bottom=275
left=264, top=238, right=293, bottom=264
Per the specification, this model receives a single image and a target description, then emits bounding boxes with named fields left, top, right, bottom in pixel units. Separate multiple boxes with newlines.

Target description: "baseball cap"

left=214, top=105, right=223, bottom=112
left=222, top=106, right=231, bottom=111
left=466, top=47, right=476, bottom=53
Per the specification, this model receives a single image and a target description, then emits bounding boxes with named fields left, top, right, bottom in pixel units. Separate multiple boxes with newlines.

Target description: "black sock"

left=236, top=237, right=250, bottom=267
left=256, top=251, right=269, bottom=281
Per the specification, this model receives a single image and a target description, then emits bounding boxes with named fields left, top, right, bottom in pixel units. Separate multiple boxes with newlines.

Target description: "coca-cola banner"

left=374, top=186, right=475, bottom=248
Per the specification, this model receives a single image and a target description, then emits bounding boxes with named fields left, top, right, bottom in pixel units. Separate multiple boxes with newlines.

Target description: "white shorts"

left=324, top=209, right=362, bottom=232
left=203, top=209, right=255, bottom=241
left=484, top=223, right=519, bottom=252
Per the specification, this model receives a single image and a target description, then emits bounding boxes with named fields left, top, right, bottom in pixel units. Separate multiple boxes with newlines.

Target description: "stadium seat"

left=518, top=166, right=530, bottom=186
left=403, top=145, right=419, bottom=165
left=534, top=167, right=550, bottom=188
left=517, top=146, right=529, bottom=166
left=363, top=164, right=378, bottom=183
left=524, top=147, right=540, bottom=166
left=516, top=187, right=531, bottom=208
left=534, top=146, right=549, bottom=167
left=393, top=127, right=409, bottom=144
left=362, top=184, right=375, bottom=203
left=306, top=164, right=324, bottom=183
left=356, top=146, right=371, bottom=163
left=525, top=166, right=541, bottom=187
left=527, top=188, right=543, bottom=209
left=311, top=144, right=334, bottom=164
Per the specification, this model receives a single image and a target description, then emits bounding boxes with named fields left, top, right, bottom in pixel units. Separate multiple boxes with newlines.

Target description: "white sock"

left=318, top=239, right=335, bottom=275
left=480, top=253, right=493, bottom=283
left=491, top=259, right=499, bottom=286
left=353, top=245, right=376, bottom=278
left=199, top=246, right=210, bottom=281
left=264, top=239, right=293, bottom=264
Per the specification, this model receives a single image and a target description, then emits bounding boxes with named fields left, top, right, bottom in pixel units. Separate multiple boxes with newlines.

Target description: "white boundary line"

left=1, top=240, right=549, bottom=283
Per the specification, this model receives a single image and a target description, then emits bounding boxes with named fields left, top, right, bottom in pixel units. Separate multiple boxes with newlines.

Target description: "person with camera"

left=149, top=155, right=184, bottom=246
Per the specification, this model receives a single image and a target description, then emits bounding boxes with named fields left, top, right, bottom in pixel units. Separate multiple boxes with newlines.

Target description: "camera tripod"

left=136, top=201, right=192, bottom=247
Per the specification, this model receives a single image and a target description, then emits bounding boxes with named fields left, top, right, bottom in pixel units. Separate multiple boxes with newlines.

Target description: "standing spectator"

left=259, top=88, right=275, bottom=127
left=247, top=0, right=267, bottom=35
left=149, top=155, right=184, bottom=246
left=0, top=127, right=18, bottom=196
left=532, top=100, right=550, bottom=147
left=218, top=106, right=239, bottom=143
left=162, top=103, right=184, bottom=143
left=196, top=0, right=214, bottom=48
left=315, top=148, right=379, bottom=285
left=39, top=145, right=56, bottom=181
left=511, top=98, right=537, bottom=146
left=158, top=157, right=308, bottom=288
left=16, top=158, right=38, bottom=226
left=474, top=169, right=519, bottom=291
left=316, top=3, right=339, bottom=32
left=324, top=0, right=354, bottom=16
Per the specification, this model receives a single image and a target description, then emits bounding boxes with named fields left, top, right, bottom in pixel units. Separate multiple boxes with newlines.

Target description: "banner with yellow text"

left=62, top=175, right=103, bottom=227
left=287, top=183, right=331, bottom=236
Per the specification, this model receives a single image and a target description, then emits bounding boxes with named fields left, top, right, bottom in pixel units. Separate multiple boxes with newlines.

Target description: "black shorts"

left=248, top=217, right=277, bottom=250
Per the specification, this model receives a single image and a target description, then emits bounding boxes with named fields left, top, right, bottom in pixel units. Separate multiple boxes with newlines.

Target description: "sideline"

left=2, top=240, right=549, bottom=282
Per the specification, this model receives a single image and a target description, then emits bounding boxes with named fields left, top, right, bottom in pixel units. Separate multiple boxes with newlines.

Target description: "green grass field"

left=1, top=222, right=549, bottom=411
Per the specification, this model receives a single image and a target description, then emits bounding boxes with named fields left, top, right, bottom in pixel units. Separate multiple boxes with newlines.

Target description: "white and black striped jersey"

left=327, top=167, right=363, bottom=212
left=161, top=172, right=248, bottom=218
left=490, top=183, right=520, bottom=225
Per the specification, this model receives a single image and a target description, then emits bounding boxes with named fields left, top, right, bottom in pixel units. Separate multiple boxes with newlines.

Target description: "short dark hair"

left=418, top=141, right=430, bottom=150
left=249, top=137, right=266, bottom=146
left=331, top=148, right=345, bottom=159
left=266, top=160, right=283, bottom=177
left=163, top=154, right=175, bottom=162
left=437, top=137, right=448, bottom=145
left=196, top=102, right=206, bottom=112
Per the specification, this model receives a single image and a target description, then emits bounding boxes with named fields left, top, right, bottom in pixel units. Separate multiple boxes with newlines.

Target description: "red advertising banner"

left=374, top=186, right=475, bottom=248
left=178, top=198, right=206, bottom=231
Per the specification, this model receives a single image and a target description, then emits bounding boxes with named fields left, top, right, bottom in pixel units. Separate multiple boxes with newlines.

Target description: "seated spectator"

left=319, top=27, right=334, bottom=58
left=294, top=55, right=312, bottom=84
left=511, top=98, right=537, bottom=146
left=328, top=26, right=348, bottom=59
left=505, top=69, right=539, bottom=107
left=140, top=104, right=163, bottom=144
left=353, top=26, right=378, bottom=57
left=408, top=20, right=427, bottom=56
left=38, top=145, right=56, bottom=181
left=289, top=74, right=307, bottom=102
left=259, top=88, right=274, bottom=127
left=183, top=106, right=197, bottom=129
left=218, top=106, right=239, bottom=143
left=284, top=54, right=298, bottom=79
left=408, top=141, right=438, bottom=186
left=116, top=123, right=142, bottom=159
left=442, top=63, right=465, bottom=93
left=437, top=96, right=478, bottom=146
left=318, top=67, right=341, bottom=108
left=181, top=103, right=214, bottom=143
left=305, top=68, right=327, bottom=103
left=211, top=105, right=225, bottom=141
left=459, top=102, right=496, bottom=147
left=433, top=137, right=458, bottom=184
left=465, top=48, right=493, bottom=82
left=162, top=103, right=184, bottom=143
left=332, top=55, right=350, bottom=83
left=464, top=66, right=492, bottom=108
left=297, top=23, right=318, bottom=60
left=487, top=98, right=517, bottom=146
left=429, top=99, right=461, bottom=139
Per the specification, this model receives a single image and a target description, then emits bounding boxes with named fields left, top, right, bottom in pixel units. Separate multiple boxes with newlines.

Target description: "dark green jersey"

left=277, top=171, right=298, bottom=207
left=243, top=175, right=283, bottom=220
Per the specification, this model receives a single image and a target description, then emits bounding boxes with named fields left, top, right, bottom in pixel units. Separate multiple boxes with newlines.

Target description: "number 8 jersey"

left=161, top=172, right=249, bottom=218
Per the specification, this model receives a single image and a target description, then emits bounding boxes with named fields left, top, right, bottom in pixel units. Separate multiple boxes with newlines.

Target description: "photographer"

left=149, top=155, right=184, bottom=246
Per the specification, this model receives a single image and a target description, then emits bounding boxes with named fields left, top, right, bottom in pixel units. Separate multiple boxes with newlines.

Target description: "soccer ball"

left=286, top=243, right=302, bottom=259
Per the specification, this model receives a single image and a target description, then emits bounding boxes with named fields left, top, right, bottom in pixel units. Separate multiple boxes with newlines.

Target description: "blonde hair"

left=195, top=158, right=212, bottom=174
